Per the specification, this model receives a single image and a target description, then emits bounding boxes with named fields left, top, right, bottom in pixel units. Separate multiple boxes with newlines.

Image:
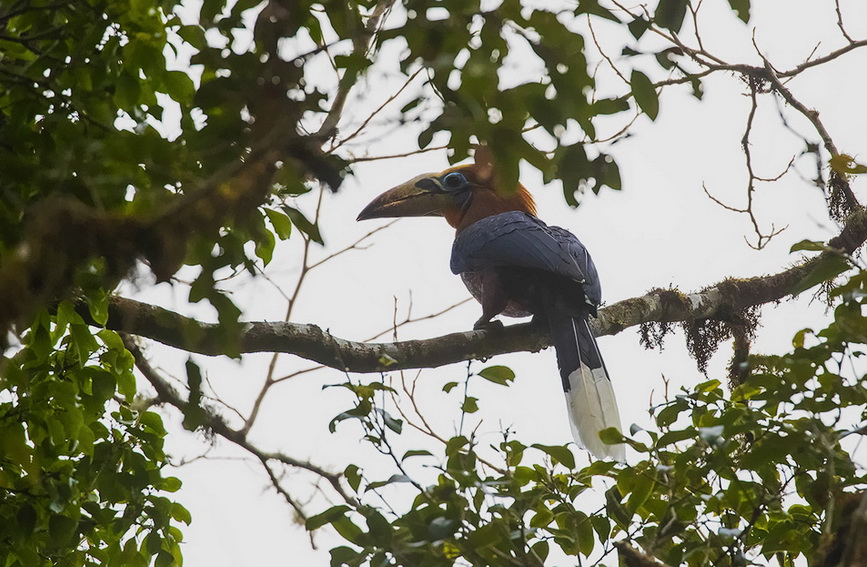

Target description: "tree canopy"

left=1, top=0, right=866, bottom=565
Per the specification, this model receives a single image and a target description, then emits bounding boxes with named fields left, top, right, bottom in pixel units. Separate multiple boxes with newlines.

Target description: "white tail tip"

left=566, top=364, right=625, bottom=462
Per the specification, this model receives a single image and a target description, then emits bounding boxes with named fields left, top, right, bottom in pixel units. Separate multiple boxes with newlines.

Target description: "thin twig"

left=243, top=188, right=326, bottom=435
left=123, top=333, right=357, bottom=506
left=329, top=67, right=425, bottom=152
left=314, top=0, right=397, bottom=140
left=350, top=143, right=451, bottom=163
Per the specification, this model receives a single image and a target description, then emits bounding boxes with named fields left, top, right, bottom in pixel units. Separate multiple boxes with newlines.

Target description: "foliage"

left=0, top=0, right=729, bottom=334
left=0, top=301, right=187, bottom=566
left=318, top=271, right=867, bottom=566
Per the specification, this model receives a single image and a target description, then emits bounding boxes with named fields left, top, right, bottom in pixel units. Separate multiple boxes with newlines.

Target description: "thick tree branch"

left=615, top=542, right=671, bottom=567
left=87, top=208, right=867, bottom=374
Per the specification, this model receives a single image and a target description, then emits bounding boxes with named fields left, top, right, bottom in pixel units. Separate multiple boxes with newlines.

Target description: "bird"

left=356, top=147, right=625, bottom=461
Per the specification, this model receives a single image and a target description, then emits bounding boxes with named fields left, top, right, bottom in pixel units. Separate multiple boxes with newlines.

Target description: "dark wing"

left=450, top=211, right=601, bottom=306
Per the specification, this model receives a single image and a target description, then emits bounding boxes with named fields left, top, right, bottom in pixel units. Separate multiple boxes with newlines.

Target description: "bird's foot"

left=473, top=319, right=504, bottom=332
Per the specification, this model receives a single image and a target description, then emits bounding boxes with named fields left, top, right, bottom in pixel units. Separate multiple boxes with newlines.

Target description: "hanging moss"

left=638, top=287, right=691, bottom=350
left=681, top=306, right=761, bottom=376
left=639, top=320, right=674, bottom=351
left=827, top=171, right=856, bottom=222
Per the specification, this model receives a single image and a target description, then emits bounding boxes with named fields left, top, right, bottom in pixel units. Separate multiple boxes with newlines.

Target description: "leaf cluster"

left=315, top=267, right=867, bottom=566
left=0, top=300, right=188, bottom=566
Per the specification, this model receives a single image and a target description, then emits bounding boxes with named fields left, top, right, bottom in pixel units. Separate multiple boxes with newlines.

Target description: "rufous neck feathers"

left=444, top=182, right=536, bottom=232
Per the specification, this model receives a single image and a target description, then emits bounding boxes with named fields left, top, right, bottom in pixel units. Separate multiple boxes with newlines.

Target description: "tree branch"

left=122, top=334, right=357, bottom=506
left=84, top=208, right=867, bottom=374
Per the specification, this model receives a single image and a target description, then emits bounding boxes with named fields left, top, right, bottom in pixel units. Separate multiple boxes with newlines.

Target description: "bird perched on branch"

left=357, top=148, right=624, bottom=461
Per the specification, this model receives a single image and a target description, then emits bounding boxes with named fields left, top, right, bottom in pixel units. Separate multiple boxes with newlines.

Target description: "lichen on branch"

left=81, top=207, right=867, bottom=373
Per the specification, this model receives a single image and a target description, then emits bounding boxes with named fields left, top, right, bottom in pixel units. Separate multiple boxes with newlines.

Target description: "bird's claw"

left=473, top=319, right=504, bottom=332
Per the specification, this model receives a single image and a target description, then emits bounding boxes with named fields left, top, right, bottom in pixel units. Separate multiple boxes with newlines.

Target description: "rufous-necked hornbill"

left=357, top=149, right=625, bottom=461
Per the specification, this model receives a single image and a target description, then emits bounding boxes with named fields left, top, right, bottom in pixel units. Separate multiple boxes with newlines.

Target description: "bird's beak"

left=356, top=174, right=453, bottom=221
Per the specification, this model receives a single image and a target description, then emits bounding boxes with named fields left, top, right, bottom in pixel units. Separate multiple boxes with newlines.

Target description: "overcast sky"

left=133, top=1, right=867, bottom=564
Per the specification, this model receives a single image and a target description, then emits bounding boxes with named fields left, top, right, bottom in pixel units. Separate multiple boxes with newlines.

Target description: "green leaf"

left=593, top=153, right=622, bottom=192
left=530, top=507, right=554, bottom=528
left=625, top=472, right=656, bottom=513
left=605, top=486, right=632, bottom=528
left=283, top=206, right=324, bottom=245
left=56, top=300, right=80, bottom=332
left=117, top=368, right=137, bottom=400
left=790, top=254, right=850, bottom=296
left=365, top=474, right=412, bottom=492
left=87, top=289, right=110, bottom=326
left=443, top=381, right=459, bottom=393
left=379, top=409, right=403, bottom=434
left=466, top=523, right=502, bottom=549
left=140, top=411, right=168, bottom=436
left=694, top=379, right=721, bottom=393
left=171, top=503, right=192, bottom=525
left=531, top=540, right=550, bottom=562
left=401, top=449, right=433, bottom=460
left=265, top=208, right=293, bottom=239
left=162, top=477, right=182, bottom=492
left=830, top=154, right=867, bottom=175
left=591, top=97, right=631, bottom=115
left=532, top=443, right=576, bottom=469
left=177, top=24, right=207, bottom=50
left=306, top=505, right=351, bottom=531
left=114, top=71, right=141, bottom=110
left=49, top=515, right=79, bottom=547
left=631, top=70, right=659, bottom=120
left=657, top=427, right=697, bottom=447
left=330, top=546, right=360, bottom=567
left=656, top=399, right=688, bottom=427
left=446, top=435, right=469, bottom=456
left=90, top=368, right=117, bottom=402
left=17, top=505, right=37, bottom=537
left=255, top=228, right=276, bottom=266
left=504, top=439, right=525, bottom=467
left=575, top=511, right=595, bottom=556
left=627, top=17, right=650, bottom=39
left=558, top=143, right=591, bottom=207
left=599, top=426, right=625, bottom=447
left=477, top=365, right=515, bottom=385
left=590, top=514, right=611, bottom=541
left=461, top=396, right=479, bottom=413
left=70, top=323, right=100, bottom=363
left=155, top=550, right=176, bottom=567
left=344, top=464, right=362, bottom=492
left=727, top=0, right=751, bottom=22
left=162, top=70, right=195, bottom=103
left=790, top=239, right=828, bottom=253
left=654, top=0, right=689, bottom=32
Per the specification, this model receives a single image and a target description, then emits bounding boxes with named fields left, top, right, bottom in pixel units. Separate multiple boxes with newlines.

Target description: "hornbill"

left=357, top=149, right=625, bottom=461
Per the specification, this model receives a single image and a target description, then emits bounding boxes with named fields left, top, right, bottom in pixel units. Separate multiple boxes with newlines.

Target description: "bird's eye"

left=442, top=172, right=467, bottom=190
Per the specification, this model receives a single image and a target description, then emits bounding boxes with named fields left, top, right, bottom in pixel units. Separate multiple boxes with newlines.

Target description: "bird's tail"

left=546, top=312, right=625, bottom=461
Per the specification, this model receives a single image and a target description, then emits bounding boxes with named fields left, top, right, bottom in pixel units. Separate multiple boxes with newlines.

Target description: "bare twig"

left=587, top=15, right=629, bottom=85
left=350, top=143, right=451, bottom=163
left=314, top=0, right=397, bottom=140
left=244, top=188, right=326, bottom=435
left=834, top=0, right=855, bottom=43
left=122, top=333, right=357, bottom=507
left=329, top=67, right=426, bottom=152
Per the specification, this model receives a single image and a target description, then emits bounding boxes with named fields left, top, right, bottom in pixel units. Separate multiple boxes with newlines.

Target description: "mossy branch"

left=83, top=208, right=867, bottom=373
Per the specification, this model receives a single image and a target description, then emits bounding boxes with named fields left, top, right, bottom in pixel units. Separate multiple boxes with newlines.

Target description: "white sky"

left=131, top=1, right=867, bottom=565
